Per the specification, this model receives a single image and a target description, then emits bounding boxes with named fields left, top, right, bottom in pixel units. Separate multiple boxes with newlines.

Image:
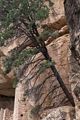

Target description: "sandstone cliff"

left=0, top=0, right=79, bottom=120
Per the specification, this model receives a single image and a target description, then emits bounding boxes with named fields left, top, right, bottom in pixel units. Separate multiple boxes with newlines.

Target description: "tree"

left=0, top=0, right=75, bottom=109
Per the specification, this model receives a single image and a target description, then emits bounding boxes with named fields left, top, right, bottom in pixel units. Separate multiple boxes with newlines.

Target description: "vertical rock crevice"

left=64, top=0, right=80, bottom=119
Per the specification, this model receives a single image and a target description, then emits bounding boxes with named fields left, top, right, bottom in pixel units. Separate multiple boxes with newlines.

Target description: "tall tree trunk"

left=64, top=0, right=80, bottom=119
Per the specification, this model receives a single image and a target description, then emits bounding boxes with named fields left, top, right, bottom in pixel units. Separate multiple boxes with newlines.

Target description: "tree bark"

left=64, top=0, right=80, bottom=119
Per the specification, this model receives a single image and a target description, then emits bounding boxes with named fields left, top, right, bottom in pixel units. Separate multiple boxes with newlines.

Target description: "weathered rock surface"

left=0, top=51, right=15, bottom=96
left=13, top=34, right=71, bottom=120
left=1, top=0, right=79, bottom=120
left=0, top=0, right=67, bottom=99
left=42, top=106, right=75, bottom=120
left=42, top=0, right=66, bottom=30
left=0, top=95, right=14, bottom=120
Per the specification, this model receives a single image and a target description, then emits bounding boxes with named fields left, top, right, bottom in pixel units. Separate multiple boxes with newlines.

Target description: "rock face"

left=13, top=34, right=71, bottom=120
left=42, top=0, right=66, bottom=29
left=64, top=0, right=80, bottom=120
left=0, top=96, right=14, bottom=120
left=0, top=0, right=80, bottom=120
left=42, top=106, right=75, bottom=120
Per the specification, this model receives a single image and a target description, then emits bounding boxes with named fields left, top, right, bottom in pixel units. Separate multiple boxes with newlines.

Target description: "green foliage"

left=0, top=0, right=49, bottom=25
left=14, top=48, right=39, bottom=67
left=38, top=60, right=55, bottom=74
left=36, top=6, right=49, bottom=20
left=4, top=48, right=39, bottom=73
left=12, top=76, right=18, bottom=88
left=0, top=28, right=15, bottom=46
left=40, top=27, right=55, bottom=40
left=0, top=0, right=54, bottom=74
left=0, top=0, right=52, bottom=46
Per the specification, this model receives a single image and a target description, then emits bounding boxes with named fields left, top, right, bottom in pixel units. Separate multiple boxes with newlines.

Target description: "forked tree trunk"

left=64, top=0, right=80, bottom=119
